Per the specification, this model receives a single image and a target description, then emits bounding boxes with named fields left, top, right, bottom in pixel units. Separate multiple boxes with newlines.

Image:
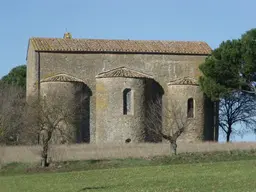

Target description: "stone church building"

left=26, top=32, right=218, bottom=144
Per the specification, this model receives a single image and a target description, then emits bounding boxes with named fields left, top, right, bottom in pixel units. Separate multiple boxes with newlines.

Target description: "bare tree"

left=24, top=94, right=87, bottom=167
left=145, top=98, right=191, bottom=155
left=219, top=92, right=256, bottom=142
left=0, top=83, right=25, bottom=145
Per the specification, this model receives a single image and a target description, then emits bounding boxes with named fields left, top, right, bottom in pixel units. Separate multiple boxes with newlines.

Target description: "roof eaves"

left=29, top=37, right=212, bottom=55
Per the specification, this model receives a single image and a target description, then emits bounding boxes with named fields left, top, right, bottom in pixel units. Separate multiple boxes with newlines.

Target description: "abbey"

left=26, top=33, right=218, bottom=144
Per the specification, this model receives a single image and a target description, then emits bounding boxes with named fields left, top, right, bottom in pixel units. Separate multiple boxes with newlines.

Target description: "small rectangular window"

left=123, top=88, right=132, bottom=115
left=187, top=98, right=194, bottom=118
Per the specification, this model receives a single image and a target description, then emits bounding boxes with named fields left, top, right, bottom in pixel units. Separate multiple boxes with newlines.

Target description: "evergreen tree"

left=199, top=28, right=256, bottom=142
left=1, top=65, right=26, bottom=89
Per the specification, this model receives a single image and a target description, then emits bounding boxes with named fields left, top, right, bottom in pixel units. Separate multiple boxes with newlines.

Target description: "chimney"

left=63, top=32, right=72, bottom=39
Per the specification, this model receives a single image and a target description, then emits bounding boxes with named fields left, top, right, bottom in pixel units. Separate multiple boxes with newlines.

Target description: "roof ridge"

left=30, top=37, right=207, bottom=43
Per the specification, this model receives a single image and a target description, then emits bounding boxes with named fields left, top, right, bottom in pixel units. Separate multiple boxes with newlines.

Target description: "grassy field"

left=1, top=159, right=256, bottom=192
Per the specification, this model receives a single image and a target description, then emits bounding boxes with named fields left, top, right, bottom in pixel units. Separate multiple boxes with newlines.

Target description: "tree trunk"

left=226, top=125, right=232, bottom=142
left=226, top=133, right=231, bottom=142
left=170, top=141, right=177, bottom=155
left=40, top=130, right=53, bottom=167
left=41, top=141, right=49, bottom=167
left=41, top=154, right=48, bottom=167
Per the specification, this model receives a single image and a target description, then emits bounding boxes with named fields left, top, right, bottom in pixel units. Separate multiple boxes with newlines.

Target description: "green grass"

left=0, top=160, right=255, bottom=192
left=0, top=150, right=255, bottom=191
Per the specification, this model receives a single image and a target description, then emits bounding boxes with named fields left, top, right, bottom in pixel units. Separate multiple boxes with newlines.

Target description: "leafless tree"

left=0, top=147, right=4, bottom=169
left=24, top=94, right=87, bottom=167
left=145, top=98, right=191, bottom=155
left=0, top=83, right=26, bottom=145
left=219, top=92, right=256, bottom=142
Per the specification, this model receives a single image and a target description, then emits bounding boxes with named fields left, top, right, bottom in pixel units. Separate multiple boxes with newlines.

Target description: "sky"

left=1, top=0, right=256, bottom=142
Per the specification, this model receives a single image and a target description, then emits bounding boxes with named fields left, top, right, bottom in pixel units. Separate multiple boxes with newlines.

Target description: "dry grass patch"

left=0, top=142, right=255, bottom=164
left=0, top=149, right=255, bottom=176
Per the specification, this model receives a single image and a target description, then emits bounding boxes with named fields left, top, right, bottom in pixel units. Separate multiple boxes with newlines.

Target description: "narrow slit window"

left=123, top=88, right=132, bottom=115
left=187, top=98, right=194, bottom=118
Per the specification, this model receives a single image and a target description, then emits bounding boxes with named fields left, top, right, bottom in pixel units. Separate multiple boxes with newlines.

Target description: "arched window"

left=123, top=88, right=132, bottom=115
left=187, top=98, right=194, bottom=118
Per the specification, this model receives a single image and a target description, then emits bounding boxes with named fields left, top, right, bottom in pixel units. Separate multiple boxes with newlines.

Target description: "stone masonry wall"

left=26, top=45, right=37, bottom=100
left=40, top=81, right=90, bottom=144
left=27, top=51, right=211, bottom=143
left=96, top=77, right=146, bottom=143
left=167, top=84, right=204, bottom=142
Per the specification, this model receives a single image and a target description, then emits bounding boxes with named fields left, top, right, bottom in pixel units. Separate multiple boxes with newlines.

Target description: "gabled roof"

left=40, top=74, right=85, bottom=83
left=96, top=67, right=153, bottom=79
left=29, top=37, right=212, bottom=55
left=168, top=77, right=198, bottom=86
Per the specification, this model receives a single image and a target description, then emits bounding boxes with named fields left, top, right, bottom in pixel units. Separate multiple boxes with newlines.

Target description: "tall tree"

left=1, top=65, right=26, bottom=89
left=199, top=39, right=242, bottom=100
left=199, top=28, right=256, bottom=141
left=219, top=92, right=256, bottom=142
left=200, top=28, right=256, bottom=99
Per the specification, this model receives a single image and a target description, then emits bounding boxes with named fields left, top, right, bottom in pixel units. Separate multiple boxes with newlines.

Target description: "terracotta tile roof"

left=29, top=37, right=212, bottom=55
left=96, top=67, right=153, bottom=79
left=40, top=74, right=85, bottom=83
left=168, top=77, right=198, bottom=86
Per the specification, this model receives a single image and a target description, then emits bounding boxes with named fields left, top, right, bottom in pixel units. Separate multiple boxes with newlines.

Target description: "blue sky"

left=1, top=0, right=256, bottom=141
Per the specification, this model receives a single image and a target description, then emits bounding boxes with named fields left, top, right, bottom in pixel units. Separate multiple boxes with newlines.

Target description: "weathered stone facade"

left=26, top=34, right=218, bottom=143
left=96, top=77, right=147, bottom=143
left=167, top=78, right=205, bottom=142
left=40, top=74, right=90, bottom=143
